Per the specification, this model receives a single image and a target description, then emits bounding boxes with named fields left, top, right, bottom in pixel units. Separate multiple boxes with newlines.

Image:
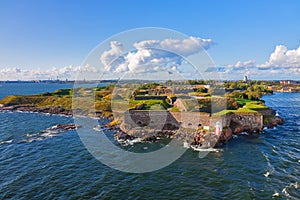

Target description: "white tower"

left=243, top=75, right=248, bottom=83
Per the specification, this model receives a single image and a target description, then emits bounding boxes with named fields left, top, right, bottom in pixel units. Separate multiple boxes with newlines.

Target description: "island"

left=0, top=80, right=285, bottom=149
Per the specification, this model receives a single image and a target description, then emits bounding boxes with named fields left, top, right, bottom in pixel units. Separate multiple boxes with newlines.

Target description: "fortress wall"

left=122, top=111, right=180, bottom=130
left=170, top=112, right=211, bottom=129
left=119, top=110, right=263, bottom=134
left=120, top=111, right=211, bottom=130
left=255, top=108, right=275, bottom=116
left=229, top=113, right=263, bottom=130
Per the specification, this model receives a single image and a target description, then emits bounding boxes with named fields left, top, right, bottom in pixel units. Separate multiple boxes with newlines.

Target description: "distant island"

left=0, top=79, right=117, bottom=84
left=0, top=79, right=290, bottom=149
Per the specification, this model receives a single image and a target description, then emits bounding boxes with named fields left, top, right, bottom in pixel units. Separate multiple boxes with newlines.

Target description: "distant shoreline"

left=0, top=80, right=117, bottom=84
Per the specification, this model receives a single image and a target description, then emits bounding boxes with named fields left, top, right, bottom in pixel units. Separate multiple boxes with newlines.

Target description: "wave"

left=0, top=139, right=13, bottom=145
left=272, top=192, right=280, bottom=197
left=281, top=182, right=299, bottom=199
left=190, top=145, right=222, bottom=152
left=261, top=150, right=276, bottom=180
left=263, top=171, right=270, bottom=177
left=16, top=124, right=77, bottom=144
left=116, top=138, right=143, bottom=146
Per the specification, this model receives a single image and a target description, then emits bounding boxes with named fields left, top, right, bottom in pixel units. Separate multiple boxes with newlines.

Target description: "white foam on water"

left=15, top=124, right=76, bottom=144
left=272, top=192, right=280, bottom=197
left=117, top=137, right=143, bottom=146
left=264, top=171, right=270, bottom=177
left=183, top=142, right=190, bottom=148
left=262, top=151, right=275, bottom=178
left=190, top=145, right=222, bottom=152
left=281, top=182, right=299, bottom=198
left=127, top=138, right=142, bottom=146
left=0, top=139, right=13, bottom=145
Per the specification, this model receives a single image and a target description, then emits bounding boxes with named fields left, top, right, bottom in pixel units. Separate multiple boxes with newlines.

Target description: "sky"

left=0, top=0, right=300, bottom=80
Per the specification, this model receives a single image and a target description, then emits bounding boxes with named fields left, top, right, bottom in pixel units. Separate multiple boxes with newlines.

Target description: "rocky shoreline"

left=0, top=105, right=73, bottom=116
left=0, top=104, right=285, bottom=149
left=115, top=109, right=285, bottom=148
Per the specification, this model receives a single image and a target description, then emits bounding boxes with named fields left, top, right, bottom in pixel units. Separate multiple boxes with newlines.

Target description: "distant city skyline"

left=0, top=0, right=300, bottom=80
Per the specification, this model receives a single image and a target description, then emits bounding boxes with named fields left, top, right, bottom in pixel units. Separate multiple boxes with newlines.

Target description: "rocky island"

left=0, top=80, right=284, bottom=149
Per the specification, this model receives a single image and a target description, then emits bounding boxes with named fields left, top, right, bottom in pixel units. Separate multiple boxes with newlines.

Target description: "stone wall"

left=173, top=98, right=187, bottom=112
left=119, top=110, right=264, bottom=135
left=121, top=110, right=180, bottom=132
left=227, top=113, right=263, bottom=133
left=170, top=111, right=211, bottom=129
left=255, top=108, right=275, bottom=116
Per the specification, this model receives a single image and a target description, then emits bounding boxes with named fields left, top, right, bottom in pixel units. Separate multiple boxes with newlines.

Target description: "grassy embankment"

left=0, top=81, right=272, bottom=117
left=0, top=86, right=171, bottom=113
left=213, top=99, right=269, bottom=116
left=0, top=87, right=112, bottom=113
left=0, top=89, right=73, bottom=109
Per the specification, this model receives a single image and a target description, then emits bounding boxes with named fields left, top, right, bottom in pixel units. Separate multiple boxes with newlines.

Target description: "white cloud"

left=134, top=36, right=214, bottom=56
left=100, top=41, right=124, bottom=71
left=100, top=37, right=214, bottom=74
left=227, top=60, right=256, bottom=71
left=0, top=36, right=214, bottom=80
left=258, top=45, right=300, bottom=69
left=223, top=45, right=300, bottom=79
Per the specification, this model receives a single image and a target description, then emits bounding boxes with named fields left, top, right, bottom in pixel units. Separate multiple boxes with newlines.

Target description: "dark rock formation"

left=0, top=105, right=73, bottom=115
left=264, top=116, right=285, bottom=128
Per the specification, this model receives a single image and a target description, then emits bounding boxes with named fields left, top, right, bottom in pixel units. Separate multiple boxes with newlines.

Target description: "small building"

left=280, top=80, right=296, bottom=85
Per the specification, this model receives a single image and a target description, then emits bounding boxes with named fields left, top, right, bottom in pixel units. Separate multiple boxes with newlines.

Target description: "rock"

left=223, top=127, right=233, bottom=141
left=264, top=116, right=285, bottom=128
left=274, top=117, right=284, bottom=125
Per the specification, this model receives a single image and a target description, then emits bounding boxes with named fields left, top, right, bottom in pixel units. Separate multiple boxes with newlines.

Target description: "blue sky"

left=0, top=0, right=300, bottom=80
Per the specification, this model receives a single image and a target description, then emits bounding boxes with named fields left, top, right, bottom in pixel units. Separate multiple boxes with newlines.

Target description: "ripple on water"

left=0, top=92, right=300, bottom=199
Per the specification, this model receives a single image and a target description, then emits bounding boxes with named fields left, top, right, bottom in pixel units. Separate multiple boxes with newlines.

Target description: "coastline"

left=0, top=102, right=285, bottom=149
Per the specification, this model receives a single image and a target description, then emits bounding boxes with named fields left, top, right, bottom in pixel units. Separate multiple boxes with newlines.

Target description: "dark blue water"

left=0, top=85, right=299, bottom=199
left=0, top=82, right=104, bottom=99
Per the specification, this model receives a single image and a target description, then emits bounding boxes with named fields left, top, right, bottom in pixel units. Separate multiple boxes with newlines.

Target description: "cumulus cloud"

left=227, top=60, right=256, bottom=71
left=223, top=45, right=300, bottom=78
left=100, top=41, right=124, bottom=71
left=0, top=65, right=99, bottom=80
left=100, top=37, right=214, bottom=74
left=134, top=36, right=214, bottom=56
left=258, top=45, right=300, bottom=69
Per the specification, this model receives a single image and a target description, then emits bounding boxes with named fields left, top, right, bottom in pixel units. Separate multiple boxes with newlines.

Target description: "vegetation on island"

left=0, top=80, right=283, bottom=117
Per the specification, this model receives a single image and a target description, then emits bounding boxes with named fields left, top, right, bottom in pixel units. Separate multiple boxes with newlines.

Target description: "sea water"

left=0, top=84, right=299, bottom=199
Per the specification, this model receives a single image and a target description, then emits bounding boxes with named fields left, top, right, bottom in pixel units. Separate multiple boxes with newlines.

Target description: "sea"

left=0, top=83, right=299, bottom=199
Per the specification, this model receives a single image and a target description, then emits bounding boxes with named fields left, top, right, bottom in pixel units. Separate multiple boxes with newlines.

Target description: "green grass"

left=0, top=95, right=46, bottom=105
left=188, top=92, right=210, bottom=97
left=38, top=96, right=72, bottom=109
left=129, top=99, right=170, bottom=110
left=244, top=102, right=268, bottom=110
left=181, top=99, right=200, bottom=111
left=213, top=108, right=258, bottom=116
left=41, top=89, right=72, bottom=97
left=149, top=104, right=165, bottom=110
left=235, top=98, right=263, bottom=105
left=234, top=108, right=259, bottom=113
left=213, top=110, right=234, bottom=116
left=0, top=95, right=74, bottom=110
left=170, top=106, right=180, bottom=112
